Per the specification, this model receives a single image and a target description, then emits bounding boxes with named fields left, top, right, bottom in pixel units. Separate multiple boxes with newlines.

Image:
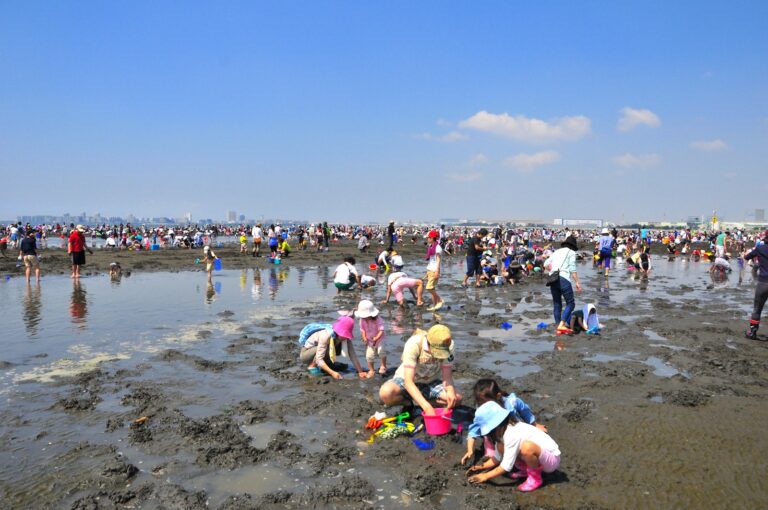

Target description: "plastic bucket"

left=369, top=263, right=378, bottom=271
left=214, top=259, right=222, bottom=271
left=274, top=258, right=281, bottom=265
left=423, top=408, right=453, bottom=436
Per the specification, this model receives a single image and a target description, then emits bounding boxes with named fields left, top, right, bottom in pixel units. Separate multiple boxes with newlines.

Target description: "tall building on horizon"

left=226, top=210, right=236, bottom=222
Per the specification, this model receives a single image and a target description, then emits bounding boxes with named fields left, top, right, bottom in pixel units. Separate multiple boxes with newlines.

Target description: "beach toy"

left=382, top=411, right=410, bottom=424
left=423, top=408, right=453, bottom=436
left=499, top=321, right=513, bottom=330
left=214, top=259, right=222, bottom=271
left=412, top=439, right=435, bottom=450
left=586, top=327, right=600, bottom=336
left=536, top=322, right=548, bottom=329
left=274, top=258, right=281, bottom=265
left=307, top=367, right=322, bottom=375
left=195, top=258, right=200, bottom=264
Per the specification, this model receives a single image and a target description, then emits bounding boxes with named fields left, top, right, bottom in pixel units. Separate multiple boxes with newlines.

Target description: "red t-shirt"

left=69, top=231, right=85, bottom=252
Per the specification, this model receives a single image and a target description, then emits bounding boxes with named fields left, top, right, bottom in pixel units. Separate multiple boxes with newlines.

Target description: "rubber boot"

left=745, top=320, right=759, bottom=340
left=510, top=459, right=528, bottom=479
left=518, top=467, right=543, bottom=492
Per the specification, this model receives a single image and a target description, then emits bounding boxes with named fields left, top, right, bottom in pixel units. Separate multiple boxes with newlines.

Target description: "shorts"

left=254, top=237, right=262, bottom=244
left=335, top=281, right=355, bottom=290
left=392, top=377, right=445, bottom=401
left=206, top=262, right=214, bottom=272
left=425, top=270, right=439, bottom=290
left=392, top=277, right=419, bottom=302
left=23, top=255, right=39, bottom=267
left=538, top=447, right=561, bottom=473
left=466, top=255, right=481, bottom=277
left=365, top=342, right=385, bottom=363
left=71, top=251, right=86, bottom=266
left=600, top=249, right=612, bottom=269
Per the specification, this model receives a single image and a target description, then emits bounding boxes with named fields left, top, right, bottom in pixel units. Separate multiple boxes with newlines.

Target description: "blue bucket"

left=214, top=259, right=222, bottom=271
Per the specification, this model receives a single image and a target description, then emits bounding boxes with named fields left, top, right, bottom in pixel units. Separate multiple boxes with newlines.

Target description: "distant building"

left=553, top=218, right=603, bottom=228
left=238, top=214, right=245, bottom=222
left=227, top=210, right=237, bottom=222
left=756, top=209, right=765, bottom=222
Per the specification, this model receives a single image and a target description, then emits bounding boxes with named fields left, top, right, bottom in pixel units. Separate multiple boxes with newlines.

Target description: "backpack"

left=298, top=323, right=334, bottom=346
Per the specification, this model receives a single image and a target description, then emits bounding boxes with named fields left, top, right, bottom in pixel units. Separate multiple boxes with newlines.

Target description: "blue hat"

left=474, top=401, right=510, bottom=436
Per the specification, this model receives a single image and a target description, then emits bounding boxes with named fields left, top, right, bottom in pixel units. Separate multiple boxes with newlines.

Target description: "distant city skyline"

left=1, top=2, right=766, bottom=222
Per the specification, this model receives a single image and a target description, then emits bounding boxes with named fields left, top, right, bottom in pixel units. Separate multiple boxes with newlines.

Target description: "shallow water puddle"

left=192, top=463, right=295, bottom=506
left=587, top=352, right=687, bottom=378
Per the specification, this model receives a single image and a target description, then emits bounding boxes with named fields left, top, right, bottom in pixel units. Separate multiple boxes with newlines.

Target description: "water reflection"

left=598, top=278, right=610, bottom=307
left=268, top=268, right=279, bottom=299
left=252, top=269, right=262, bottom=300
left=205, top=281, right=217, bottom=304
left=69, top=280, right=87, bottom=328
left=23, top=283, right=42, bottom=337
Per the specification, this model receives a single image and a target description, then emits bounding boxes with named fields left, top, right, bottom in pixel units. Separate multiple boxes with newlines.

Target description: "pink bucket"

left=423, top=408, right=453, bottom=435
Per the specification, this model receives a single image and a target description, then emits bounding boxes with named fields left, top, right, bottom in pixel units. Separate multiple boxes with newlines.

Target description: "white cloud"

left=613, top=153, right=661, bottom=168
left=690, top=139, right=727, bottom=152
left=504, top=150, right=560, bottom=172
left=414, top=130, right=467, bottom=142
left=436, top=118, right=452, bottom=127
left=448, top=171, right=482, bottom=182
left=458, top=111, right=590, bottom=143
left=468, top=153, right=488, bottom=167
left=617, top=107, right=661, bottom=132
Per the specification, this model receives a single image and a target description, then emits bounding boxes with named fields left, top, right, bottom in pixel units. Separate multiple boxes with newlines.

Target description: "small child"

left=239, top=233, right=248, bottom=253
left=109, top=262, right=122, bottom=279
left=569, top=303, right=601, bottom=335
left=202, top=245, right=218, bottom=278
left=354, top=300, right=386, bottom=377
left=467, top=400, right=561, bottom=492
left=461, top=379, right=545, bottom=466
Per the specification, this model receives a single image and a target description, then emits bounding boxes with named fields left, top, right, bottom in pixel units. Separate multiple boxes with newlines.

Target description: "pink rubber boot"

left=518, top=467, right=543, bottom=492
left=510, top=459, right=528, bottom=479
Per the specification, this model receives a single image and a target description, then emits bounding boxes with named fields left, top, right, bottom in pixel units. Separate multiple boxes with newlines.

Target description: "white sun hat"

left=354, top=299, right=379, bottom=318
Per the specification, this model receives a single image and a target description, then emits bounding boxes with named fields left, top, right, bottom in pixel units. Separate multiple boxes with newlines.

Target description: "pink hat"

left=333, top=316, right=354, bottom=339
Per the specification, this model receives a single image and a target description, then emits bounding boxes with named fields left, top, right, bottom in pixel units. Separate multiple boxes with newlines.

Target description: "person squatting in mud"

left=378, top=324, right=461, bottom=416
left=466, top=400, right=561, bottom=492
left=299, top=316, right=367, bottom=379
left=460, top=379, right=546, bottom=466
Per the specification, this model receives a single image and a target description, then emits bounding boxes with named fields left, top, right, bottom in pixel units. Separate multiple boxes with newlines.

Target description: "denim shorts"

left=392, top=377, right=445, bottom=400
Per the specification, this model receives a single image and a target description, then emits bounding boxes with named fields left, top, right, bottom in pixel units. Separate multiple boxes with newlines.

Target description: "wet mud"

left=1, top=241, right=768, bottom=509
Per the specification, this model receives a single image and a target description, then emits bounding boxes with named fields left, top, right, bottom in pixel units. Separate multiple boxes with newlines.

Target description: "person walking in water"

left=545, top=236, right=583, bottom=335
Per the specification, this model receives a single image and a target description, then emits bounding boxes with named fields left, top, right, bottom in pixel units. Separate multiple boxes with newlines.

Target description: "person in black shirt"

left=462, top=228, right=487, bottom=287
left=19, top=230, right=40, bottom=283
left=744, top=231, right=768, bottom=340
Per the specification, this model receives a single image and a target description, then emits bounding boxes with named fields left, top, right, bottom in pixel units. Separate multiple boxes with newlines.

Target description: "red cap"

left=428, top=230, right=439, bottom=239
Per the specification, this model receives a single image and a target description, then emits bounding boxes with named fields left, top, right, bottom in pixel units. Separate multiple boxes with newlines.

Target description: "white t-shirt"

left=360, top=275, right=375, bottom=287
left=494, top=422, right=561, bottom=472
left=426, top=245, right=443, bottom=272
left=334, top=263, right=358, bottom=284
left=252, top=226, right=262, bottom=239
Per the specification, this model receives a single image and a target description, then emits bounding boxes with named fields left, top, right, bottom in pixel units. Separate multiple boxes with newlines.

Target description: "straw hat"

left=76, top=225, right=85, bottom=232
left=354, top=300, right=379, bottom=318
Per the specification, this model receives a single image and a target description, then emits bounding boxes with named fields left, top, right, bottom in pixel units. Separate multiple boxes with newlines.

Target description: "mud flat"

left=1, top=242, right=767, bottom=509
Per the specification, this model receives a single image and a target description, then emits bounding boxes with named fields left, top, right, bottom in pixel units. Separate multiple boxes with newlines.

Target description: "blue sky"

left=1, top=1, right=766, bottom=223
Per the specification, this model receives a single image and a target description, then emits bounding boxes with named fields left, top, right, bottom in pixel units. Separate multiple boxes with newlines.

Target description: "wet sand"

left=1, top=242, right=767, bottom=509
